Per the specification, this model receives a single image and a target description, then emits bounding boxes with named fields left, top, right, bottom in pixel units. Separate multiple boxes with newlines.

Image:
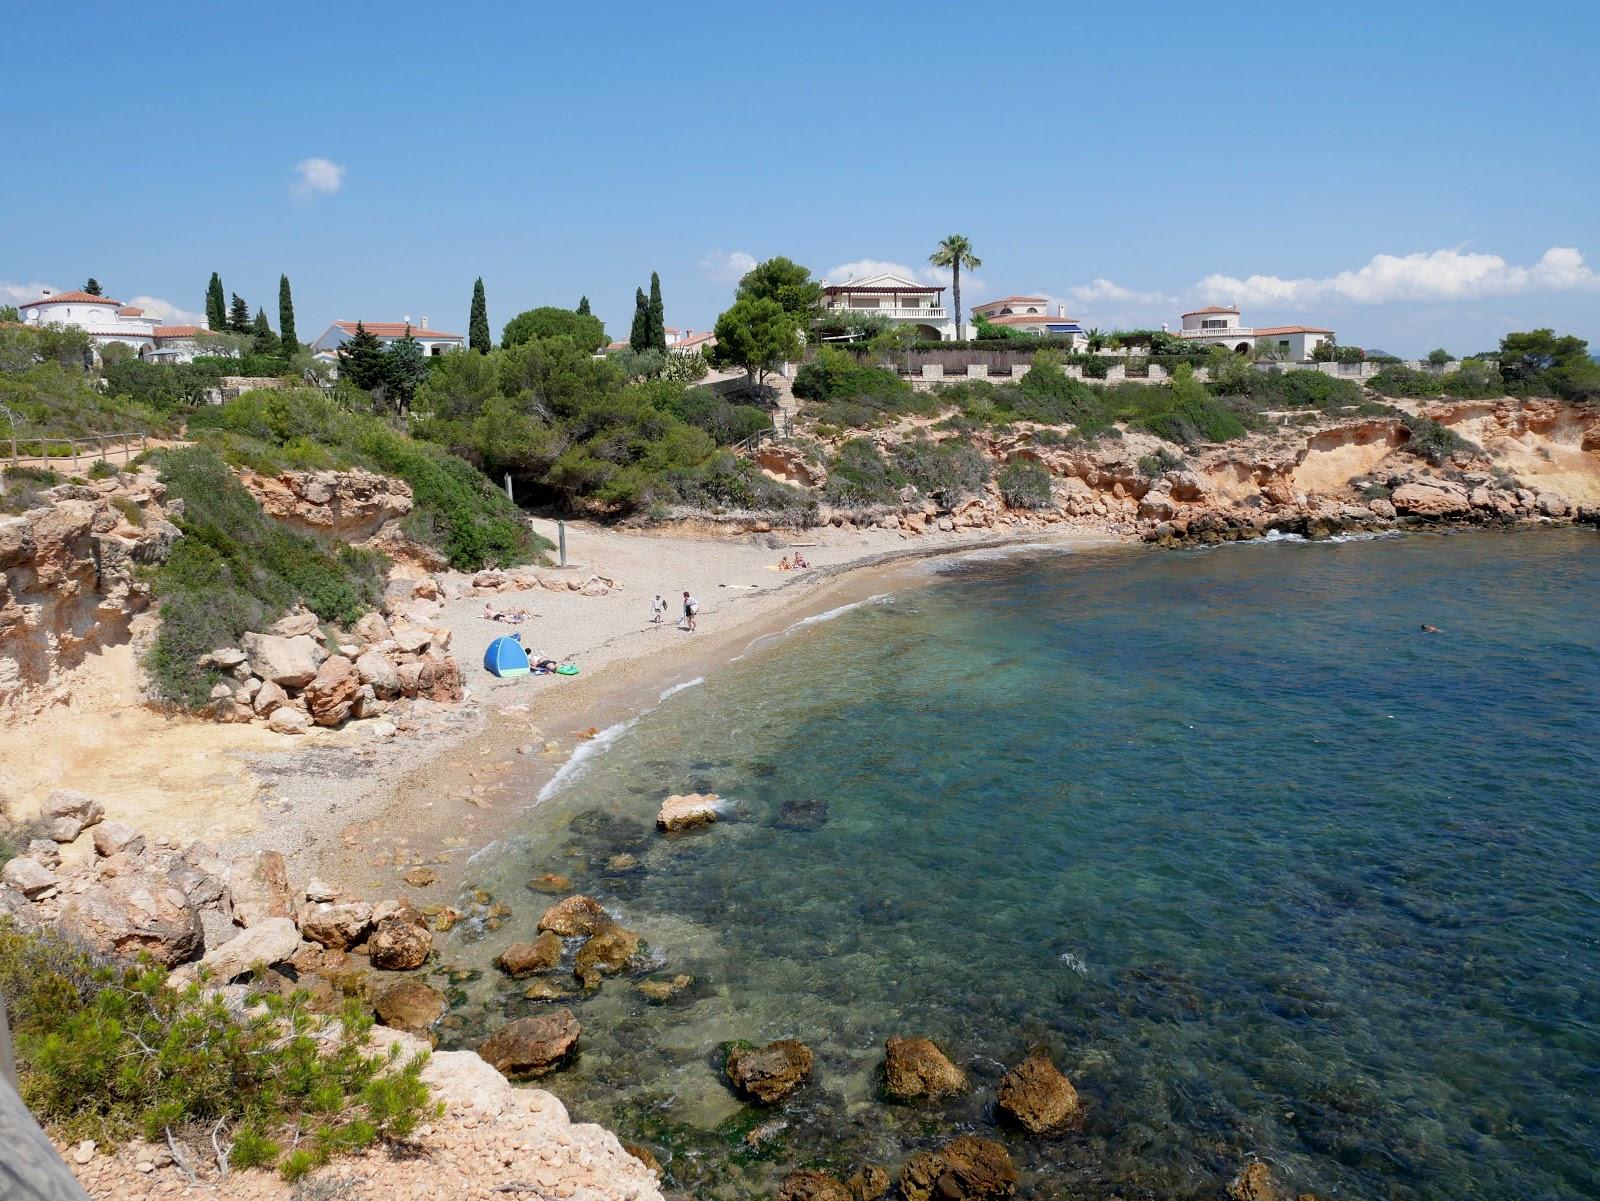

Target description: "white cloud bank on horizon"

left=291, top=157, right=347, bottom=199
left=700, top=249, right=758, bottom=283
left=2, top=280, right=207, bottom=326
left=827, top=258, right=990, bottom=299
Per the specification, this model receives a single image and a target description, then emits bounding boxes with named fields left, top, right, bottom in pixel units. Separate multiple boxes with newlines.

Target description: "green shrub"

left=1399, top=413, right=1479, bottom=465
left=891, top=437, right=989, bottom=501
left=824, top=439, right=906, bottom=506
left=0, top=921, right=439, bottom=1179
left=147, top=447, right=387, bottom=708
left=88, top=459, right=117, bottom=479
left=997, top=457, right=1053, bottom=508
left=1138, top=448, right=1188, bottom=477
left=794, top=347, right=924, bottom=428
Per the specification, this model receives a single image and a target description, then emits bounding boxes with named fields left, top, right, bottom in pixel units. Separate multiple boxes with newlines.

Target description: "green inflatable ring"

left=555, top=663, right=580, bottom=676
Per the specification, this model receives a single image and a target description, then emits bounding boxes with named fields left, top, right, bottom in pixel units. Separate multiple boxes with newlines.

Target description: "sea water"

left=447, top=528, right=1600, bottom=1200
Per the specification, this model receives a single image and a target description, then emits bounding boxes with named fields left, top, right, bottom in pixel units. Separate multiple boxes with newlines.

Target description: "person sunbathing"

left=483, top=602, right=500, bottom=621
left=793, top=552, right=810, bottom=569
left=778, top=556, right=792, bottom=571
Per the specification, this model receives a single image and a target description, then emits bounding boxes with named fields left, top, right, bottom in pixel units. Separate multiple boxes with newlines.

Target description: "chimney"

left=419, top=316, right=428, bottom=330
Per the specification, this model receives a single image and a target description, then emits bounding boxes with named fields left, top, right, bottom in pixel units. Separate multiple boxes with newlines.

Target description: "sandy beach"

left=0, top=518, right=1118, bottom=892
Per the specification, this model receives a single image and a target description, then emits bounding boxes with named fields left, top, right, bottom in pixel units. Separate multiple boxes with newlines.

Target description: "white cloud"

left=126, top=295, right=209, bottom=326
left=700, top=249, right=758, bottom=283
left=2, top=280, right=57, bottom=305
left=827, top=258, right=989, bottom=298
left=291, top=156, right=347, bottom=199
left=1194, top=246, right=1600, bottom=309
left=1065, top=278, right=1176, bottom=307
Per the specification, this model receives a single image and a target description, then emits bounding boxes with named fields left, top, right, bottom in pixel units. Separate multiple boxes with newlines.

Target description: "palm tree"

left=928, top=235, right=982, bottom=341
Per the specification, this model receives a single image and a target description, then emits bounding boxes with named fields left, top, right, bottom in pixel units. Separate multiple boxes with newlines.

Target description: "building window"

left=1278, top=340, right=1290, bottom=351
left=430, top=345, right=442, bottom=356
left=1202, top=319, right=1227, bottom=330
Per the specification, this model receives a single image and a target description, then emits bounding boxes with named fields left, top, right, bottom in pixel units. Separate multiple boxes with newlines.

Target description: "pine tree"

left=647, top=271, right=666, bottom=352
left=278, top=275, right=298, bottom=355
left=206, top=273, right=226, bottom=333
left=83, top=278, right=103, bottom=296
left=576, top=296, right=591, bottom=316
left=228, top=293, right=251, bottom=333
left=338, top=321, right=388, bottom=392
left=385, top=327, right=427, bottom=413
left=628, top=288, right=650, bottom=352
left=469, top=277, right=491, bottom=353
left=251, top=309, right=279, bottom=356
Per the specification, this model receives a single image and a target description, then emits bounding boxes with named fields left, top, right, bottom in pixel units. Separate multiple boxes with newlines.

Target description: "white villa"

left=1173, top=306, right=1335, bottom=361
left=817, top=271, right=954, bottom=341
left=309, top=319, right=466, bottom=357
left=17, top=290, right=226, bottom=363
left=971, top=295, right=1088, bottom=348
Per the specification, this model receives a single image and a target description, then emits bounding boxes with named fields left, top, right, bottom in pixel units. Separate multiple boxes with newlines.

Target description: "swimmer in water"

left=1420, top=624, right=1442, bottom=633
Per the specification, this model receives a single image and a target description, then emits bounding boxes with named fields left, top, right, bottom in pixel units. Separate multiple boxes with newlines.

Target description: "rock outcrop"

left=239, top=468, right=413, bottom=543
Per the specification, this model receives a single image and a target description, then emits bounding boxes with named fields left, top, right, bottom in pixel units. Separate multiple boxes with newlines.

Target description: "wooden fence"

left=4, top=431, right=150, bottom=474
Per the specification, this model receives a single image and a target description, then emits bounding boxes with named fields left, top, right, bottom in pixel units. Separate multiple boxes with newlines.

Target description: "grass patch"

left=0, top=921, right=439, bottom=1179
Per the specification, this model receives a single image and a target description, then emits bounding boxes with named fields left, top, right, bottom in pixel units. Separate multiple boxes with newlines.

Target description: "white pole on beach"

left=558, top=521, right=567, bottom=568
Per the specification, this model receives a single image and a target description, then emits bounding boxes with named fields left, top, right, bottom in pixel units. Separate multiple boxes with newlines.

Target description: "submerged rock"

left=883, top=1034, right=966, bottom=1101
left=846, top=1165, right=891, bottom=1201
left=478, top=1008, right=581, bottom=1078
left=657, top=792, right=719, bottom=832
left=724, top=1038, right=814, bottom=1103
left=495, top=931, right=563, bottom=977
left=636, top=973, right=694, bottom=1004
left=776, top=1169, right=852, bottom=1201
left=527, top=872, right=573, bottom=894
left=574, top=924, right=642, bottom=988
left=373, top=979, right=446, bottom=1040
left=996, top=1052, right=1081, bottom=1133
left=776, top=796, right=829, bottom=831
left=899, top=1137, right=1017, bottom=1201
left=537, top=894, right=611, bottom=937
left=1228, top=1162, right=1284, bottom=1201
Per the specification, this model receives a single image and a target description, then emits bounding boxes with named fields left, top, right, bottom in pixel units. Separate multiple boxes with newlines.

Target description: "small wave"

left=537, top=717, right=639, bottom=802
left=941, top=541, right=1066, bottom=566
left=659, top=676, right=705, bottom=701
left=785, top=593, right=894, bottom=632
left=465, top=839, right=502, bottom=865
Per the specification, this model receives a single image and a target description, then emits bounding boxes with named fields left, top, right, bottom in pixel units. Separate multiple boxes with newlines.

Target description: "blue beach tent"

left=483, top=635, right=531, bottom=677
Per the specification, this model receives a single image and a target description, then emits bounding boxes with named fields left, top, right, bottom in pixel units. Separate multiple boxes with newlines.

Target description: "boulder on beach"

left=172, top=917, right=301, bottom=984
left=2, top=856, right=59, bottom=899
left=226, top=850, right=293, bottom=927
left=299, top=900, right=374, bottom=950
left=537, top=894, right=612, bottom=937
left=776, top=1169, right=852, bottom=1201
left=478, top=1008, right=581, bottom=1078
left=996, top=1052, right=1081, bottom=1133
left=657, top=792, right=719, bottom=832
left=883, top=1034, right=966, bottom=1101
left=574, top=924, right=642, bottom=988
left=241, top=631, right=326, bottom=688
left=899, top=1136, right=1017, bottom=1201
left=724, top=1038, right=814, bottom=1103
left=495, top=931, right=563, bottom=977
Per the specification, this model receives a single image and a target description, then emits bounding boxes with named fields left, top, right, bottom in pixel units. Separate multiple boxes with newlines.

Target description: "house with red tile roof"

left=16, top=289, right=228, bottom=362
left=1173, top=305, right=1335, bottom=361
left=309, top=318, right=465, bottom=357
left=817, top=271, right=955, bottom=341
left=970, top=295, right=1087, bottom=347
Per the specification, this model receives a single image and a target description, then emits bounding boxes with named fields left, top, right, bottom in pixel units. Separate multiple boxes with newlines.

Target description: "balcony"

left=1177, top=326, right=1254, bottom=338
left=827, top=305, right=949, bottom=321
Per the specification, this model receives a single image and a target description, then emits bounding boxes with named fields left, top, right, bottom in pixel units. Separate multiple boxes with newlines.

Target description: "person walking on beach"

left=681, top=590, right=698, bottom=632
left=651, top=593, right=668, bottom=624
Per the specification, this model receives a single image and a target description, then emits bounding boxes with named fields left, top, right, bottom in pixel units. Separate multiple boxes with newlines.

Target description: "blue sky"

left=3, top=1, right=1597, bottom=357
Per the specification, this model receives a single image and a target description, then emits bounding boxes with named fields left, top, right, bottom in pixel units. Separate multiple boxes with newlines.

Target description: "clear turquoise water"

left=447, top=529, right=1600, bottom=1200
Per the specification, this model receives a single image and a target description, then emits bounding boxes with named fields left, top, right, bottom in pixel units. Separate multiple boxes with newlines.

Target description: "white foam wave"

left=659, top=676, right=705, bottom=701
left=785, top=593, right=894, bottom=633
left=536, top=717, right=639, bottom=802
left=1058, top=950, right=1089, bottom=975
left=465, top=839, right=502, bottom=865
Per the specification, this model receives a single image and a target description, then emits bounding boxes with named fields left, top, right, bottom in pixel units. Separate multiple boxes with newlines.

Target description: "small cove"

left=437, top=528, right=1600, bottom=1200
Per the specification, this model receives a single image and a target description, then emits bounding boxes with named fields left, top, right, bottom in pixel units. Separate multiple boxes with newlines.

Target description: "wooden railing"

left=730, top=415, right=794, bottom=457
left=0, top=1003, right=92, bottom=1200
left=4, top=431, right=150, bottom=473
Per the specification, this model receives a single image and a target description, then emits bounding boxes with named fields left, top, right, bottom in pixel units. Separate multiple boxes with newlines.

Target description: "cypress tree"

left=228, top=293, right=251, bottom=333
left=647, top=271, right=666, bottom=352
left=278, top=275, right=298, bottom=355
left=576, top=295, right=591, bottom=316
left=83, top=278, right=103, bottom=296
left=469, top=277, right=491, bottom=353
left=628, top=287, right=650, bottom=352
left=206, top=273, right=226, bottom=332
left=251, top=309, right=279, bottom=356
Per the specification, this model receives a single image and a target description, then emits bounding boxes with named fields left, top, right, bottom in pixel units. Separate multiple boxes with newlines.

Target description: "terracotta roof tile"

left=1252, top=325, right=1334, bottom=336
left=333, top=321, right=464, bottom=340
left=976, top=295, right=1049, bottom=308
left=116, top=305, right=144, bottom=316
left=1182, top=305, right=1239, bottom=317
left=986, top=313, right=1081, bottom=326
left=20, top=291, right=121, bottom=308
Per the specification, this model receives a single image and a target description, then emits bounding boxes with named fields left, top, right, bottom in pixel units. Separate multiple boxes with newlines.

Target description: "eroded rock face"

left=899, top=1137, right=1018, bottom=1201
left=304, top=655, right=360, bottom=726
left=241, top=468, right=413, bottom=542
left=657, top=793, right=719, bottom=832
left=883, top=1035, right=966, bottom=1101
left=725, top=1038, right=814, bottom=1103
left=537, top=894, right=612, bottom=937
left=495, top=932, right=563, bottom=978
left=996, top=1053, right=1081, bottom=1133
left=478, top=1008, right=581, bottom=1078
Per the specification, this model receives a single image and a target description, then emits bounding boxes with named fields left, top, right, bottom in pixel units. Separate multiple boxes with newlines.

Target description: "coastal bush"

left=1369, top=362, right=1504, bottom=400
left=0, top=920, right=438, bottom=1179
left=0, top=360, right=179, bottom=441
left=997, top=458, right=1053, bottom=508
left=189, top=388, right=546, bottom=569
left=1399, top=413, right=1479, bottom=465
left=102, top=358, right=224, bottom=413
left=824, top=439, right=906, bottom=506
left=793, top=347, right=925, bottom=428
left=1138, top=448, right=1188, bottom=477
left=147, top=446, right=387, bottom=708
left=891, top=437, right=989, bottom=501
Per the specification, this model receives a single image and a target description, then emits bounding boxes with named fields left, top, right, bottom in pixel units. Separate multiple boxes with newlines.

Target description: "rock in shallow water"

left=776, top=1169, right=852, bottom=1201
left=724, top=1038, right=814, bottom=1103
left=373, top=979, right=446, bottom=1039
left=495, top=930, right=563, bottom=977
left=478, top=1008, right=581, bottom=1078
left=657, top=792, right=719, bottom=832
left=883, top=1034, right=966, bottom=1101
left=899, top=1136, right=1017, bottom=1201
left=996, top=1052, right=1081, bottom=1133
left=537, top=893, right=612, bottom=937
left=574, top=924, right=642, bottom=988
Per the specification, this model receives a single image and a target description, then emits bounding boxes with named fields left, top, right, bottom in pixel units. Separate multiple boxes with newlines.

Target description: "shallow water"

left=445, top=528, right=1600, bottom=1200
